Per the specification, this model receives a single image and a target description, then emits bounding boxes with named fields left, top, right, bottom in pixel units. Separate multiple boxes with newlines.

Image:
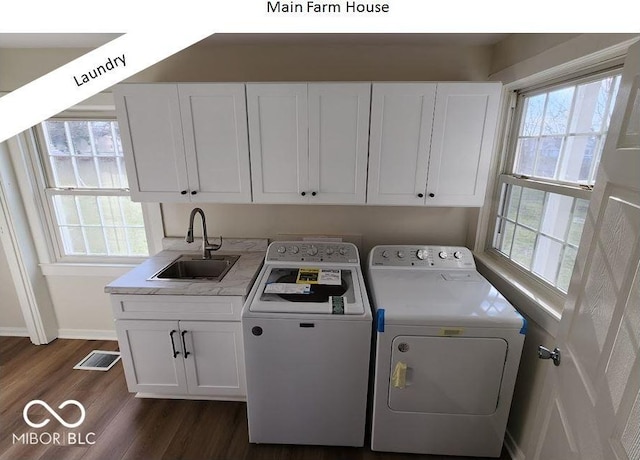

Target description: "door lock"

left=538, top=345, right=561, bottom=366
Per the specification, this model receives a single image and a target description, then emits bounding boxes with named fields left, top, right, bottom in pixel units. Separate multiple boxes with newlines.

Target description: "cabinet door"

left=308, top=83, right=371, bottom=204
left=367, top=83, right=437, bottom=205
left=114, top=84, right=190, bottom=202
left=180, top=321, right=246, bottom=398
left=426, top=83, right=501, bottom=206
left=116, top=320, right=188, bottom=394
left=179, top=84, right=252, bottom=203
left=247, top=84, right=309, bottom=203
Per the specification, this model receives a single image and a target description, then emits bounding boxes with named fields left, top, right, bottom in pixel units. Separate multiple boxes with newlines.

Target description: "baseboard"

left=504, top=430, right=526, bottom=460
left=0, top=327, right=30, bottom=337
left=57, top=329, right=117, bottom=341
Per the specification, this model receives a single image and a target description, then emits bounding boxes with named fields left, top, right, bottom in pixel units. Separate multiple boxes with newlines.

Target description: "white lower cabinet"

left=112, top=296, right=246, bottom=400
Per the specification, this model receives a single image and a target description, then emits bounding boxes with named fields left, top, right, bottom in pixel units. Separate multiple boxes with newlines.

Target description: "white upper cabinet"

left=114, top=83, right=251, bottom=203
left=247, top=84, right=309, bottom=204
left=179, top=84, right=252, bottom=203
left=367, top=83, right=437, bottom=205
left=247, top=83, right=371, bottom=204
left=367, top=82, right=501, bottom=206
left=426, top=83, right=501, bottom=206
left=115, top=84, right=189, bottom=202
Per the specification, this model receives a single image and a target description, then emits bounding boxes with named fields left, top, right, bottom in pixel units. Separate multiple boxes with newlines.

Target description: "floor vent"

left=74, top=350, right=121, bottom=371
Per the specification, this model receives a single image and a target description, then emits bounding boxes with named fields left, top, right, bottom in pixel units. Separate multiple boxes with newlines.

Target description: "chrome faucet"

left=186, top=208, right=221, bottom=259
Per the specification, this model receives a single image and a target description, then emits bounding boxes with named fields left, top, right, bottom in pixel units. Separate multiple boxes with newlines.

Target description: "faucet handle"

left=206, top=236, right=223, bottom=252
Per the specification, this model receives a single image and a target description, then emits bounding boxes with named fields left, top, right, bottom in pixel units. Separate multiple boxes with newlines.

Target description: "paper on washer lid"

left=264, top=283, right=311, bottom=294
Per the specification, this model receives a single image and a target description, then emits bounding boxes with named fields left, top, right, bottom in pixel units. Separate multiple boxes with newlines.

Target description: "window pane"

left=75, top=157, right=100, bottom=187
left=96, top=157, right=121, bottom=188
left=514, top=138, right=537, bottom=176
left=43, top=121, right=70, bottom=155
left=77, top=196, right=101, bottom=225
left=85, top=227, right=107, bottom=255
left=53, top=195, right=80, bottom=225
left=567, top=199, right=589, bottom=246
left=570, top=78, right=613, bottom=133
left=499, top=220, right=515, bottom=256
left=51, top=156, right=77, bottom=187
left=60, top=227, right=86, bottom=255
left=534, top=137, right=563, bottom=179
left=105, top=227, right=129, bottom=255
left=557, top=246, right=578, bottom=292
left=521, top=94, right=546, bottom=136
left=542, top=87, right=574, bottom=135
left=540, top=193, right=573, bottom=240
left=126, top=228, right=148, bottom=256
left=98, top=196, right=125, bottom=226
left=68, top=121, right=92, bottom=155
left=91, top=121, right=116, bottom=155
left=558, top=135, right=600, bottom=183
left=506, top=185, right=522, bottom=221
left=518, top=188, right=545, bottom=230
left=532, top=236, right=562, bottom=283
left=511, top=225, right=536, bottom=269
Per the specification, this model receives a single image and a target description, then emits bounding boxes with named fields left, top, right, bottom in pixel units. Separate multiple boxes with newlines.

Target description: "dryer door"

left=388, top=336, right=507, bottom=415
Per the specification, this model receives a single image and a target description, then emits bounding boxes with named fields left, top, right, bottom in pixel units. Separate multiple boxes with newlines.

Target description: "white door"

left=427, top=83, right=501, bottom=206
left=114, top=84, right=190, bottom=202
left=247, top=83, right=309, bottom=203
left=181, top=321, right=246, bottom=398
left=308, top=83, right=371, bottom=204
left=530, top=41, right=640, bottom=460
left=178, top=84, right=252, bottom=203
left=367, top=83, right=437, bottom=205
left=115, top=319, right=188, bottom=394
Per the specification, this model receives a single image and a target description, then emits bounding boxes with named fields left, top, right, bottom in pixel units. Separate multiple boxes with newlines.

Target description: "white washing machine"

left=367, top=245, right=526, bottom=457
left=242, top=241, right=372, bottom=447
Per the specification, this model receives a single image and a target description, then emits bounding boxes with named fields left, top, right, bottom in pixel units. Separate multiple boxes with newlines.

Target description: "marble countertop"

left=104, top=238, right=267, bottom=297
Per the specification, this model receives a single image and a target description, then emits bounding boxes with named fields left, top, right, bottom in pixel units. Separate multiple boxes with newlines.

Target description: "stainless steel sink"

left=149, top=254, right=240, bottom=281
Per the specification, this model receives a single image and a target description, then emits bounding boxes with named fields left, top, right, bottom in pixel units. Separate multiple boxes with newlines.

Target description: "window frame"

left=30, top=114, right=154, bottom=264
left=483, top=65, right=623, bottom=306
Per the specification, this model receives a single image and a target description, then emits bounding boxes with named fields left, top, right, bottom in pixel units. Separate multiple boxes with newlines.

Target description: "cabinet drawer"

left=111, top=295, right=243, bottom=321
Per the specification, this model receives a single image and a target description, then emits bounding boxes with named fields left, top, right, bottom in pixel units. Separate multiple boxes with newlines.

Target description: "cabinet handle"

left=301, top=191, right=306, bottom=196
left=191, top=190, right=197, bottom=195
left=428, top=193, right=435, bottom=198
left=311, top=191, right=317, bottom=197
left=417, top=193, right=424, bottom=198
left=181, top=330, right=191, bottom=358
left=180, top=190, right=187, bottom=195
left=169, top=330, right=180, bottom=358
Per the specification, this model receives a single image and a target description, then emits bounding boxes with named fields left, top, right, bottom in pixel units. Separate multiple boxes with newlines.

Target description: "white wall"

left=0, top=242, right=26, bottom=332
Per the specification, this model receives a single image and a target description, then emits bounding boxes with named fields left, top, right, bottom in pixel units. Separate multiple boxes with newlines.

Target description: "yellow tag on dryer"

left=440, top=327, right=464, bottom=336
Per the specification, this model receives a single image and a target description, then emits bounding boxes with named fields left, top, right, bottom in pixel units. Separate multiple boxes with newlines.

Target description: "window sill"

left=474, top=251, right=562, bottom=337
left=40, top=263, right=138, bottom=278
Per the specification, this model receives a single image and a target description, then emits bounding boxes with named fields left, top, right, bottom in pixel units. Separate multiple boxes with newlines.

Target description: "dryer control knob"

left=277, top=246, right=286, bottom=254
left=416, top=249, right=427, bottom=260
left=453, top=251, right=462, bottom=259
left=381, top=250, right=389, bottom=258
left=290, top=245, right=299, bottom=254
left=338, top=247, right=347, bottom=255
left=397, top=251, right=405, bottom=258
left=439, top=251, right=448, bottom=259
left=325, top=247, right=334, bottom=255
left=307, top=245, right=318, bottom=256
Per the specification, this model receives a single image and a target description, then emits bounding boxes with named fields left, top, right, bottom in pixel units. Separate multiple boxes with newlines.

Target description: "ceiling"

left=0, top=33, right=510, bottom=49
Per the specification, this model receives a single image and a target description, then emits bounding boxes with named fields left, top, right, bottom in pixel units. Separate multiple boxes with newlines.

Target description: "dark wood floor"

left=0, top=337, right=510, bottom=460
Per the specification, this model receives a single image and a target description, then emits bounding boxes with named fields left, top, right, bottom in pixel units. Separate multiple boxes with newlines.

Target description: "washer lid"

left=250, top=266, right=365, bottom=315
left=368, top=269, right=524, bottom=328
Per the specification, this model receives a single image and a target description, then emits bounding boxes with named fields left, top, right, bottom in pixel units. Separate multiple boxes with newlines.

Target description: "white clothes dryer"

left=242, top=241, right=372, bottom=447
left=367, top=245, right=526, bottom=457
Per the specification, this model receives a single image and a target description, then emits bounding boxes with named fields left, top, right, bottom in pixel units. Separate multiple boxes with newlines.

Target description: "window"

left=37, top=119, right=149, bottom=260
left=491, top=71, right=621, bottom=293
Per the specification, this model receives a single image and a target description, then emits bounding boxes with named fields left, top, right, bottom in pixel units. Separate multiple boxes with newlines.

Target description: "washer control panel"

left=267, top=241, right=359, bottom=264
left=369, top=245, right=475, bottom=269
